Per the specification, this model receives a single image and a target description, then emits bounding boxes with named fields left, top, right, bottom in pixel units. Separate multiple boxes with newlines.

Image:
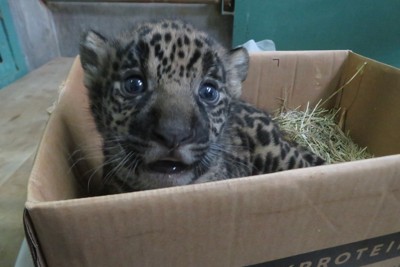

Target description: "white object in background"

left=14, top=239, right=34, bottom=267
left=241, top=39, right=276, bottom=52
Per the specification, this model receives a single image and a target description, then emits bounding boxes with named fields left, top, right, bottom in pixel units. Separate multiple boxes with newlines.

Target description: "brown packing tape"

left=339, top=52, right=400, bottom=156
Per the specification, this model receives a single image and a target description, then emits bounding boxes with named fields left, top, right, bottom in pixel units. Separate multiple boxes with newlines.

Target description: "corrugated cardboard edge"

left=23, top=209, right=47, bottom=267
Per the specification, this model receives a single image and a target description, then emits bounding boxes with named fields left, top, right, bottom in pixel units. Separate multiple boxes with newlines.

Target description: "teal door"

left=0, top=1, right=26, bottom=89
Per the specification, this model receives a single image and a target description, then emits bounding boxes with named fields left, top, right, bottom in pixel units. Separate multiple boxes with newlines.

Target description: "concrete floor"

left=0, top=58, right=74, bottom=266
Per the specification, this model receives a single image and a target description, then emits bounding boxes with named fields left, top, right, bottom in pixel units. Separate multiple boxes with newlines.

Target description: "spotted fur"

left=79, top=20, right=324, bottom=194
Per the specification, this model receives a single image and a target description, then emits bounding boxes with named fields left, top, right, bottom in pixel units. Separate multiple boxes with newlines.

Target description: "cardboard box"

left=24, top=51, right=400, bottom=267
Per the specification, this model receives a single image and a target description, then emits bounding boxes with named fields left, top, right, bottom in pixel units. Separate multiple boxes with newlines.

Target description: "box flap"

left=339, top=52, right=400, bottom=156
left=242, top=51, right=349, bottom=112
left=27, top=58, right=103, bottom=202
left=25, top=155, right=400, bottom=266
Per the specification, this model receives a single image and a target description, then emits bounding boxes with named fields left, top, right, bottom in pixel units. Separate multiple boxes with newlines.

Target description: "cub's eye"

left=198, top=83, right=220, bottom=104
left=123, top=76, right=145, bottom=95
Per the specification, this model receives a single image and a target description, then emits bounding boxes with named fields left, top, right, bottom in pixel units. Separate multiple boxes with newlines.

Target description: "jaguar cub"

left=79, top=20, right=324, bottom=194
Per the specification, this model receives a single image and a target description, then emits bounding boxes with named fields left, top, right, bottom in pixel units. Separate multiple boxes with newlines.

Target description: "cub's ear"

left=226, top=47, right=249, bottom=98
left=229, top=47, right=249, bottom=82
left=79, top=30, right=109, bottom=84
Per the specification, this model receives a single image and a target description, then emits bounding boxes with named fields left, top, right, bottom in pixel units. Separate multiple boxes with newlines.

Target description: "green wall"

left=233, top=0, right=400, bottom=68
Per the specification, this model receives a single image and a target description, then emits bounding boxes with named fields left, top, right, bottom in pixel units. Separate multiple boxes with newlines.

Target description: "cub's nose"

left=152, top=126, right=195, bottom=149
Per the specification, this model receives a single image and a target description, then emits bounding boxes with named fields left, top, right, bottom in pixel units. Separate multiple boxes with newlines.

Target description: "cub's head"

left=79, top=20, right=249, bottom=192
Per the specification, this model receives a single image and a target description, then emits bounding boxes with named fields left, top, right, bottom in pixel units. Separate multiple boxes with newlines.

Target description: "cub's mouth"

left=147, top=159, right=192, bottom=174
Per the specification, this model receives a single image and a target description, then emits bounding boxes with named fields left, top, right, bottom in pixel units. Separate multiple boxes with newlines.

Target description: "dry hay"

left=272, top=62, right=373, bottom=164
left=273, top=102, right=373, bottom=164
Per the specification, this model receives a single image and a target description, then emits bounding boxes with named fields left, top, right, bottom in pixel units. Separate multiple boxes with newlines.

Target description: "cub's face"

left=80, top=20, right=249, bottom=192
